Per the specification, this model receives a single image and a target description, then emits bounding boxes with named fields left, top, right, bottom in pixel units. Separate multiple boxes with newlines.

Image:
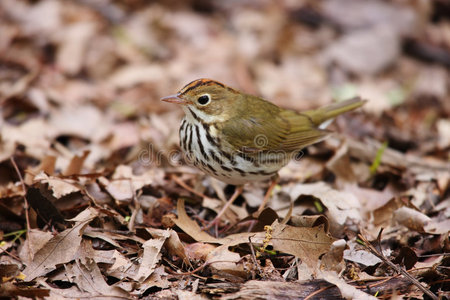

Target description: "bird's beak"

left=161, top=94, right=191, bottom=105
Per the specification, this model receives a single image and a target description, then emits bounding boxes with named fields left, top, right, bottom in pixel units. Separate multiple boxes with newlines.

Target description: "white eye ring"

left=197, top=94, right=211, bottom=105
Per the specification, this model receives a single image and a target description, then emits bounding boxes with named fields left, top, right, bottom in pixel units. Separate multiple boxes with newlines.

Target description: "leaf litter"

left=0, top=0, right=449, bottom=299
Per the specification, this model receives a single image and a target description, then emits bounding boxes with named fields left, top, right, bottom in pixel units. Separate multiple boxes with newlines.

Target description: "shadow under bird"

left=162, top=78, right=366, bottom=229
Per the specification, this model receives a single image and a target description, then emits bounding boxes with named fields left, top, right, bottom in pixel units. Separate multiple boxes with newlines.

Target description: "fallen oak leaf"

left=175, top=199, right=334, bottom=265
left=173, top=198, right=220, bottom=244
left=269, top=221, right=335, bottom=270
left=175, top=200, right=334, bottom=273
left=23, top=207, right=98, bottom=281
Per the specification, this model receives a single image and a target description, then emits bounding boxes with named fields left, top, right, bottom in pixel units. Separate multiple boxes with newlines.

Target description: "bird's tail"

left=304, top=97, right=366, bottom=127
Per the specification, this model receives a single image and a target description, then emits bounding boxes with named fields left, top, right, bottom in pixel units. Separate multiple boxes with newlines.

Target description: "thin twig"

left=128, top=178, right=139, bottom=232
left=10, top=157, right=30, bottom=230
left=10, top=157, right=32, bottom=261
left=171, top=174, right=210, bottom=199
left=358, top=231, right=438, bottom=300
left=0, top=246, right=22, bottom=261
left=248, top=236, right=262, bottom=278
left=304, top=284, right=334, bottom=300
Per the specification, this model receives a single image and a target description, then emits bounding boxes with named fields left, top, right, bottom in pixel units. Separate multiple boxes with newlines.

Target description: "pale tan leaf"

left=283, top=182, right=362, bottom=230
left=206, top=245, right=242, bottom=273
left=18, top=229, right=53, bottom=265
left=320, top=239, right=346, bottom=273
left=147, top=228, right=191, bottom=266
left=270, top=221, right=335, bottom=269
left=23, top=207, right=98, bottom=281
left=173, top=199, right=220, bottom=243
left=64, top=240, right=127, bottom=297
left=135, top=232, right=169, bottom=282
left=319, top=270, right=377, bottom=300
left=34, top=172, right=80, bottom=198
left=394, top=206, right=432, bottom=232
left=104, top=165, right=163, bottom=202
left=343, top=240, right=382, bottom=267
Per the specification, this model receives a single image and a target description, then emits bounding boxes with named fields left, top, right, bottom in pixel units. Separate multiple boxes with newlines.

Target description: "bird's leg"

left=203, top=185, right=244, bottom=230
left=257, top=174, right=279, bottom=214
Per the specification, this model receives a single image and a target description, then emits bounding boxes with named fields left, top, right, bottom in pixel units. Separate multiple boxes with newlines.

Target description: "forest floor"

left=0, top=0, right=449, bottom=299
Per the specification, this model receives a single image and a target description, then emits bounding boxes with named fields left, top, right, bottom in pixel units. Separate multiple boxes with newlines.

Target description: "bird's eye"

left=197, top=94, right=211, bottom=105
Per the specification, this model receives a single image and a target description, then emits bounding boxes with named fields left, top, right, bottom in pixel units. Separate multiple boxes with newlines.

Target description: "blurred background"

left=0, top=2, right=449, bottom=297
left=1, top=0, right=449, bottom=178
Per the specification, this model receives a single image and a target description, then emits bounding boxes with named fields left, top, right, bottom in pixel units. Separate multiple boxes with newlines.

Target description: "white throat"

left=182, top=106, right=225, bottom=124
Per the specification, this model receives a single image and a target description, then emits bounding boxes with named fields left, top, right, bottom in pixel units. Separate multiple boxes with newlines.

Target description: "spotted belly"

left=179, top=118, right=286, bottom=185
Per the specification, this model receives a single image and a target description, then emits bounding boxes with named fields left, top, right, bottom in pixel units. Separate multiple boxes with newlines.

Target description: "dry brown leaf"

left=56, top=22, right=98, bottom=75
left=343, top=183, right=394, bottom=212
left=82, top=228, right=122, bottom=249
left=103, top=165, right=163, bottom=202
left=394, top=206, right=432, bottom=232
left=34, top=172, right=80, bottom=198
left=283, top=182, right=362, bottom=232
left=206, top=245, right=244, bottom=275
left=23, top=207, right=98, bottom=281
left=423, top=219, right=450, bottom=235
left=2, top=119, right=52, bottom=159
left=108, top=258, right=140, bottom=280
left=36, top=278, right=103, bottom=300
left=290, top=215, right=330, bottom=233
left=202, top=197, right=246, bottom=224
left=136, top=266, right=170, bottom=295
left=64, top=150, right=90, bottom=176
left=173, top=199, right=220, bottom=243
left=108, top=250, right=131, bottom=274
left=270, top=221, right=335, bottom=270
left=64, top=239, right=127, bottom=298
left=318, top=270, right=377, bottom=300
left=185, top=242, right=217, bottom=261
left=175, top=199, right=334, bottom=270
left=147, top=228, right=191, bottom=266
left=18, top=229, right=53, bottom=265
left=24, top=156, right=57, bottom=185
left=135, top=230, right=169, bottom=282
left=343, top=240, right=382, bottom=267
left=326, top=141, right=356, bottom=182
left=89, top=249, right=116, bottom=265
left=107, top=64, right=165, bottom=88
left=49, top=105, right=111, bottom=142
left=176, top=290, right=207, bottom=300
left=320, top=239, right=346, bottom=273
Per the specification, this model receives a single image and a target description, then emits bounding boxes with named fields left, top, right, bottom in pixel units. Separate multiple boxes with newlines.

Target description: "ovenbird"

left=162, top=79, right=365, bottom=226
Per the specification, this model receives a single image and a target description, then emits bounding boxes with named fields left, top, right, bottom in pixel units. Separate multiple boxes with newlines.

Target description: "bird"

left=161, top=78, right=365, bottom=228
